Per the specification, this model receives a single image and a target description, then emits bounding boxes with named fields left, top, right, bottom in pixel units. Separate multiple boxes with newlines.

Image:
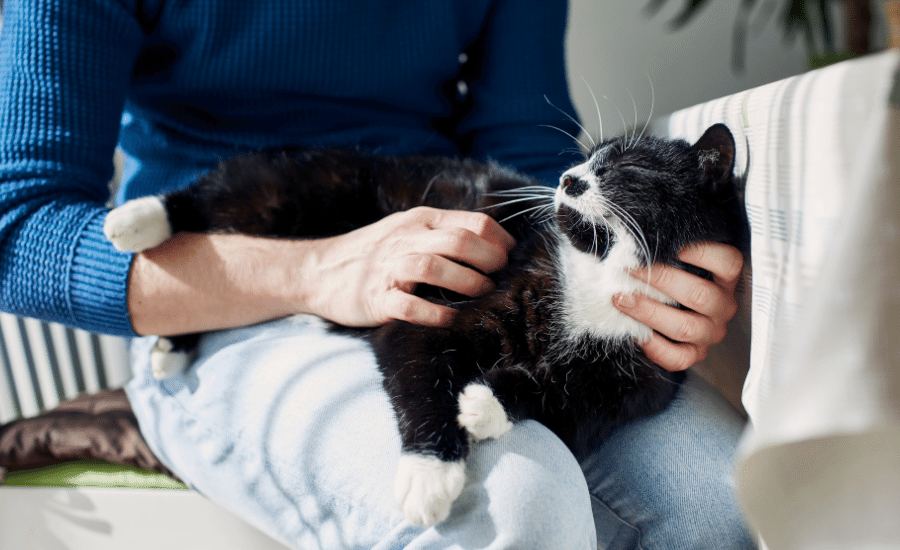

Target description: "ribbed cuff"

left=69, top=210, right=137, bottom=337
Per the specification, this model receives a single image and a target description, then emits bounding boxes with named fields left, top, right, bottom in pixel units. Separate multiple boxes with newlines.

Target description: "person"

left=0, top=1, right=756, bottom=548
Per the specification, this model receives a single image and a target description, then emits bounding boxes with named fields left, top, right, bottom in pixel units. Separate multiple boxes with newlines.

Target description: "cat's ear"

left=690, top=123, right=735, bottom=187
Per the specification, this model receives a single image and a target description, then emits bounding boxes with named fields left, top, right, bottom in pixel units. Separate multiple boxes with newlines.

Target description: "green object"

left=1, top=461, right=188, bottom=490
left=808, top=51, right=859, bottom=69
left=645, top=0, right=853, bottom=72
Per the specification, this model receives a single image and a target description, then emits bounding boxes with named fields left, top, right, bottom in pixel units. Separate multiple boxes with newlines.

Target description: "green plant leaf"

left=816, top=0, right=836, bottom=53
left=644, top=0, right=669, bottom=17
left=782, top=0, right=815, bottom=51
left=671, top=0, right=714, bottom=29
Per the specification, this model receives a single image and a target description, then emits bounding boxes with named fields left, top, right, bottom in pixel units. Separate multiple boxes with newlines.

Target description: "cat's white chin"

left=394, top=454, right=466, bottom=527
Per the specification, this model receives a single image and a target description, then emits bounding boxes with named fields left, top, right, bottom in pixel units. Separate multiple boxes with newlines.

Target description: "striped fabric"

left=658, top=49, right=900, bottom=549
left=0, top=313, right=130, bottom=424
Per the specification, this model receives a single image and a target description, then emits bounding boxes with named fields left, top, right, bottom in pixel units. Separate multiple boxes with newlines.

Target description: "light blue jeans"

left=126, top=315, right=757, bottom=550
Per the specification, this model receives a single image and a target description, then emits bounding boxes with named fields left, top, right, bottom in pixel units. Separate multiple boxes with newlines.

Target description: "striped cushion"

left=658, top=49, right=900, bottom=548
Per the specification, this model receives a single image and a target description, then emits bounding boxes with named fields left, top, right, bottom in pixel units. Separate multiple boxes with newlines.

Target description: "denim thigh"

left=126, top=315, right=597, bottom=550
left=582, top=371, right=758, bottom=550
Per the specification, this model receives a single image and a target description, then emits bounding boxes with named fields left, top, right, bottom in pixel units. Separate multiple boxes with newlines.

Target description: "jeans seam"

left=589, top=492, right=646, bottom=550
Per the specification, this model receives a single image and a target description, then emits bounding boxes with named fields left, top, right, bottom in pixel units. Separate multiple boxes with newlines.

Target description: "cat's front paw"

left=104, top=196, right=172, bottom=252
left=150, top=337, right=191, bottom=379
left=394, top=454, right=466, bottom=527
left=457, top=383, right=513, bottom=441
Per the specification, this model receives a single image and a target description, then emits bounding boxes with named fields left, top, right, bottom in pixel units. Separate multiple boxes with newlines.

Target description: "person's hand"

left=297, top=206, right=515, bottom=328
left=613, top=242, right=743, bottom=372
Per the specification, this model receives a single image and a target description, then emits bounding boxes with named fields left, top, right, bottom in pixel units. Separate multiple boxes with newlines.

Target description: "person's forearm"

left=127, top=232, right=314, bottom=336
left=127, top=207, right=514, bottom=336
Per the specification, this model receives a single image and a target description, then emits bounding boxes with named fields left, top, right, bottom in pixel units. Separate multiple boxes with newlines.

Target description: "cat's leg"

left=388, top=383, right=470, bottom=526
left=457, top=367, right=543, bottom=442
left=375, top=332, right=475, bottom=526
left=150, top=334, right=199, bottom=380
left=103, top=196, right=172, bottom=252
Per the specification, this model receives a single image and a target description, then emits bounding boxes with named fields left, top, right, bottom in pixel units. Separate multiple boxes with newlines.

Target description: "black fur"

left=146, top=124, right=744, bottom=465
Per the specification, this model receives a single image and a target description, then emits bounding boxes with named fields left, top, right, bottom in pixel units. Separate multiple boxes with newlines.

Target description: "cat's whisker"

left=599, top=198, right=653, bottom=277
left=603, top=96, right=629, bottom=154
left=528, top=205, right=557, bottom=226
left=600, top=198, right=647, bottom=255
left=508, top=185, right=557, bottom=192
left=634, top=74, right=656, bottom=147
left=588, top=207, right=614, bottom=258
left=498, top=202, right=557, bottom=224
left=476, top=196, right=552, bottom=212
left=626, top=88, right=639, bottom=150
left=497, top=191, right=555, bottom=200
left=588, top=220, right=599, bottom=256
left=420, top=172, right=445, bottom=203
left=620, top=213, right=652, bottom=272
left=487, top=186, right=555, bottom=196
left=581, top=77, right=604, bottom=145
left=561, top=146, right=589, bottom=158
left=539, top=124, right=589, bottom=152
left=544, top=95, right=595, bottom=149
left=484, top=194, right=553, bottom=202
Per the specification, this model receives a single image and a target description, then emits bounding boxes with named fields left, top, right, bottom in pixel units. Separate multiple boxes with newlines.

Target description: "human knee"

left=640, top=472, right=756, bottom=549
left=469, top=421, right=597, bottom=549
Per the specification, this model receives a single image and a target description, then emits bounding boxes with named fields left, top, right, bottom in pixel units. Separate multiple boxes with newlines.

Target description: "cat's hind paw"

left=104, top=196, right=172, bottom=252
left=394, top=454, right=466, bottom=527
left=150, top=337, right=191, bottom=380
left=457, top=383, right=513, bottom=441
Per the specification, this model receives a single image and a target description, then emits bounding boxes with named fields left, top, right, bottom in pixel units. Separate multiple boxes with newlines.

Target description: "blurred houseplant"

left=647, top=0, right=876, bottom=70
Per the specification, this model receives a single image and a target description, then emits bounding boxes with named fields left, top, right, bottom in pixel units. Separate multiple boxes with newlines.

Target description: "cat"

left=104, top=123, right=744, bottom=526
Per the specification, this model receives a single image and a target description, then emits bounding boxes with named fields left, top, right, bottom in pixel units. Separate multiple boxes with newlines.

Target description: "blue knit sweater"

left=0, top=0, right=579, bottom=336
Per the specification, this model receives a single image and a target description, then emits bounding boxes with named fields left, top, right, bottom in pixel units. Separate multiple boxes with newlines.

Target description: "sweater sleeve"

left=0, top=0, right=145, bottom=335
left=459, top=0, right=582, bottom=187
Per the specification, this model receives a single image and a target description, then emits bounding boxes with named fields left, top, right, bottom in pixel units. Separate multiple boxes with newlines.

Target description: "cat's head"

left=553, top=123, right=743, bottom=267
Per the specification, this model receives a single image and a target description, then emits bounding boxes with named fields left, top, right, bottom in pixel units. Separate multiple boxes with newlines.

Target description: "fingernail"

left=614, top=293, right=635, bottom=308
left=628, top=267, right=648, bottom=280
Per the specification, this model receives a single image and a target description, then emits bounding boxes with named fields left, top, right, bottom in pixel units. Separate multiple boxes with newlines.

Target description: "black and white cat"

left=104, top=123, right=744, bottom=526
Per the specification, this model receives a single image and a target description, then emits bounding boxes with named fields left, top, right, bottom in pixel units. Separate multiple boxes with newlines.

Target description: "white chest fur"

left=557, top=234, right=673, bottom=346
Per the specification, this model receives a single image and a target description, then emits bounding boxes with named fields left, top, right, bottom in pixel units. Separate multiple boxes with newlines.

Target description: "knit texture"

left=0, top=0, right=580, bottom=336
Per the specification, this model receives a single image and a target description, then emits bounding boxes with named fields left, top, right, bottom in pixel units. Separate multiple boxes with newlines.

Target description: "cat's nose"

left=561, top=175, right=588, bottom=197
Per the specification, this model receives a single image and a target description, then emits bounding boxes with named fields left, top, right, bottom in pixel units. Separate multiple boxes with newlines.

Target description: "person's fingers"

left=417, top=207, right=516, bottom=254
left=628, top=264, right=737, bottom=323
left=611, top=242, right=743, bottom=372
left=397, top=253, right=496, bottom=298
left=638, top=331, right=708, bottom=372
left=614, top=292, right=725, bottom=348
left=379, top=289, right=457, bottom=327
left=414, top=226, right=509, bottom=274
left=678, top=242, right=743, bottom=291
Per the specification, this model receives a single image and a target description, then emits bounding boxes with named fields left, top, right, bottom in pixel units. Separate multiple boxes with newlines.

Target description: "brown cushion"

left=0, top=389, right=176, bottom=479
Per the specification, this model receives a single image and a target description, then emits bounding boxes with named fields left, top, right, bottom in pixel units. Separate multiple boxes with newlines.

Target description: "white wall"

left=565, top=0, right=810, bottom=139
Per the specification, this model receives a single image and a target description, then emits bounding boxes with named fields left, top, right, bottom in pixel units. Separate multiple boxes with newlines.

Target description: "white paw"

left=457, top=383, right=513, bottom=441
left=150, top=337, right=191, bottom=380
left=286, top=313, right=330, bottom=331
left=394, top=454, right=466, bottom=527
left=104, top=196, right=172, bottom=252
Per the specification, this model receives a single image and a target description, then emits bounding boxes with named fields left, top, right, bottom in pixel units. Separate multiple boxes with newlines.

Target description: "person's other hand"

left=298, top=206, right=515, bottom=327
left=613, top=242, right=743, bottom=372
